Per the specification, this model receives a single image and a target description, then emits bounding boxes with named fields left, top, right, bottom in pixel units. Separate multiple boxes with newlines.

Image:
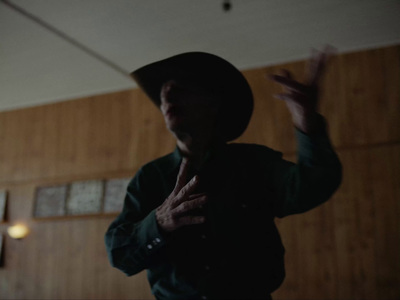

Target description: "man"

left=105, top=48, right=342, bottom=300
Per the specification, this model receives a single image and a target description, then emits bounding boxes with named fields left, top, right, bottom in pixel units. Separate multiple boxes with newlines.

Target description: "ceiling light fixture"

left=223, top=0, right=232, bottom=12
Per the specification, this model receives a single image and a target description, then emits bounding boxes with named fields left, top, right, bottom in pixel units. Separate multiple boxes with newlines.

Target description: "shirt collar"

left=168, top=142, right=227, bottom=174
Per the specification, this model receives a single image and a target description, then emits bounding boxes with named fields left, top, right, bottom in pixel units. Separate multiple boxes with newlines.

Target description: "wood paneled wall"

left=0, top=45, right=399, bottom=299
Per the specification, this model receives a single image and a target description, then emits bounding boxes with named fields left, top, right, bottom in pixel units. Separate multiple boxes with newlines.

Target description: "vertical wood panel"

left=0, top=89, right=175, bottom=185
left=371, top=146, right=400, bottom=297
left=273, top=146, right=400, bottom=300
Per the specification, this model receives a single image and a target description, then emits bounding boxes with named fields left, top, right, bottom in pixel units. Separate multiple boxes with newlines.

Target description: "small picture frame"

left=34, top=185, right=68, bottom=218
left=103, top=178, right=130, bottom=213
left=67, top=180, right=103, bottom=215
left=0, top=190, right=7, bottom=223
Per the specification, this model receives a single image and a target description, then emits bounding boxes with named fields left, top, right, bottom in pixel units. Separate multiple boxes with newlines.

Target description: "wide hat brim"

left=131, top=52, right=253, bottom=142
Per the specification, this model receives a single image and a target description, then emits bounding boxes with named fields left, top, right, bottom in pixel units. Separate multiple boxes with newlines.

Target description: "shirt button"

left=147, top=244, right=153, bottom=250
left=155, top=237, right=161, bottom=243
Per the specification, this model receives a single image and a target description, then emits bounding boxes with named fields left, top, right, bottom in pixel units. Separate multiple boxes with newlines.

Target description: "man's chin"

left=165, top=115, right=186, bottom=129
left=166, top=122, right=184, bottom=135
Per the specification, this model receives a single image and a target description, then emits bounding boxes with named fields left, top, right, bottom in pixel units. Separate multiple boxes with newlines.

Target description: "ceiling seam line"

left=1, top=0, right=131, bottom=79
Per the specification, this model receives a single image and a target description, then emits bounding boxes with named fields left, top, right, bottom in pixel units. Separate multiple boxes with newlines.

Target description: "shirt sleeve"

left=104, top=168, right=167, bottom=276
left=272, top=114, right=342, bottom=218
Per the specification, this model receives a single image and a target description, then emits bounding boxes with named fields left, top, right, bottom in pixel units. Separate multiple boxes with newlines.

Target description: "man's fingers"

left=273, top=93, right=290, bottom=101
left=188, top=193, right=207, bottom=200
left=308, top=45, right=337, bottom=86
left=172, top=175, right=200, bottom=207
left=308, top=50, right=325, bottom=85
left=269, top=74, right=306, bottom=93
left=281, top=69, right=293, bottom=80
left=174, top=194, right=208, bottom=216
left=174, top=158, right=190, bottom=193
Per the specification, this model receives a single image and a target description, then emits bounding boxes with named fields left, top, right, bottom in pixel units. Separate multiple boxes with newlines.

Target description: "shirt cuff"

left=295, top=115, right=337, bottom=166
left=137, top=209, right=166, bottom=254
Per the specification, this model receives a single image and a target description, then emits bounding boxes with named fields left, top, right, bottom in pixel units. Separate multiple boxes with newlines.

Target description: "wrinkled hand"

left=269, top=45, right=336, bottom=134
left=156, top=158, right=207, bottom=233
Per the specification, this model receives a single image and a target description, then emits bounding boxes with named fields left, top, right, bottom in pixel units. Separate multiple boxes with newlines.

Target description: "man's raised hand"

left=269, top=45, right=336, bottom=134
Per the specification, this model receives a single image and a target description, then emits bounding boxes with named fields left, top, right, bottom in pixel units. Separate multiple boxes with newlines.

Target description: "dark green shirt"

left=105, top=117, right=342, bottom=300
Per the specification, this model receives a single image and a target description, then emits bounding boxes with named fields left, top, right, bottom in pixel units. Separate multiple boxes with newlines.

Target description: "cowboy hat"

left=131, top=52, right=253, bottom=142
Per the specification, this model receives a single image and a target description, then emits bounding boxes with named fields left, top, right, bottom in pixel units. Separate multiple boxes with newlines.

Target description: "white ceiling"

left=1, top=0, right=400, bottom=112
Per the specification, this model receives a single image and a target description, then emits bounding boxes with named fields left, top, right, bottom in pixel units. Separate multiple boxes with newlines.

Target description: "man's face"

left=160, top=79, right=220, bottom=136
